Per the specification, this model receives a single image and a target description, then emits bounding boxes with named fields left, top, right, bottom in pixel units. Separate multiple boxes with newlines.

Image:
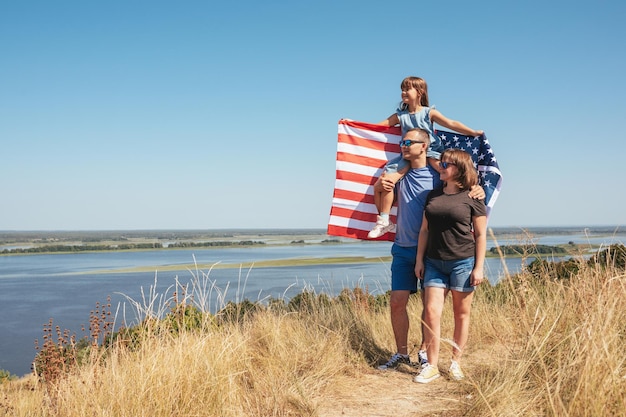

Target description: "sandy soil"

left=317, top=363, right=474, bottom=417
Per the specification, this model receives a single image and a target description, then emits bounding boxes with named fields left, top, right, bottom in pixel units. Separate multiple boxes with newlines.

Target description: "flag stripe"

left=336, top=170, right=378, bottom=186
left=336, top=151, right=388, bottom=168
left=336, top=161, right=381, bottom=177
left=338, top=133, right=399, bottom=153
left=332, top=188, right=376, bottom=205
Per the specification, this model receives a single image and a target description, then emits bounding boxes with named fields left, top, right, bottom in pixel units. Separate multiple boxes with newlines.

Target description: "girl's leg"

left=372, top=175, right=385, bottom=215
left=423, top=286, right=446, bottom=368
left=369, top=171, right=404, bottom=238
left=374, top=172, right=403, bottom=213
left=450, top=290, right=474, bottom=362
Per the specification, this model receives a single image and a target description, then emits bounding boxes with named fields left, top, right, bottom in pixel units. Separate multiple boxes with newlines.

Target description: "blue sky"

left=1, top=1, right=625, bottom=231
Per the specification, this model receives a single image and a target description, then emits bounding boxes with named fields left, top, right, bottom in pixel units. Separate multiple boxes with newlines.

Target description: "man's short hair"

left=404, top=128, right=430, bottom=147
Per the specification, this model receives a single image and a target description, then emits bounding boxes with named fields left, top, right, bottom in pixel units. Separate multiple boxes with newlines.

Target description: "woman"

left=413, top=148, right=487, bottom=383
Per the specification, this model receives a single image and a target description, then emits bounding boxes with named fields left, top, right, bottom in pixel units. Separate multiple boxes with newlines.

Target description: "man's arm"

left=468, top=184, right=485, bottom=200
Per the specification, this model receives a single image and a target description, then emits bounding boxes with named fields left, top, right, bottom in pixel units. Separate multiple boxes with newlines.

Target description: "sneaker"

left=368, top=216, right=395, bottom=238
left=413, top=363, right=440, bottom=384
left=418, top=350, right=428, bottom=368
left=449, top=360, right=464, bottom=381
left=378, top=353, right=410, bottom=370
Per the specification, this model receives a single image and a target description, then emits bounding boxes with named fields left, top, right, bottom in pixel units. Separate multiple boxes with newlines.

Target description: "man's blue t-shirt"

left=394, top=165, right=442, bottom=247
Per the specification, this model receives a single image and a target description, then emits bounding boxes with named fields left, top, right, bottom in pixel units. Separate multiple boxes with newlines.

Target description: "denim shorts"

left=423, top=256, right=475, bottom=293
left=390, top=244, right=423, bottom=293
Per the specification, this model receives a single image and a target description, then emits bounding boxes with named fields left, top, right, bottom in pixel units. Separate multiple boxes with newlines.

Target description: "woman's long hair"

left=441, top=148, right=478, bottom=191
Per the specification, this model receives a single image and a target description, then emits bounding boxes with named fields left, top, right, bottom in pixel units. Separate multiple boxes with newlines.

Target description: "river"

left=1, top=229, right=624, bottom=377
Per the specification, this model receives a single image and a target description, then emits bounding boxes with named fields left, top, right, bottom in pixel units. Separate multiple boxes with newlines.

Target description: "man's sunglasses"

left=399, top=140, right=424, bottom=147
left=439, top=161, right=457, bottom=169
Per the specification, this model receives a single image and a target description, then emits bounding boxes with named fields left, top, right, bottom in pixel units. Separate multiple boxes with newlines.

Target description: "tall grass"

left=467, top=251, right=626, bottom=416
left=2, top=266, right=389, bottom=417
left=2, top=249, right=625, bottom=416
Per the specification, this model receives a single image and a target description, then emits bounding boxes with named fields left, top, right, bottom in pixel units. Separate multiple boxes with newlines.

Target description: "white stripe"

left=331, top=198, right=398, bottom=216
left=337, top=142, right=392, bottom=161
left=336, top=160, right=383, bottom=177
left=328, top=215, right=374, bottom=230
left=477, top=165, right=503, bottom=177
left=332, top=198, right=378, bottom=214
left=334, top=179, right=373, bottom=195
left=486, top=188, right=500, bottom=209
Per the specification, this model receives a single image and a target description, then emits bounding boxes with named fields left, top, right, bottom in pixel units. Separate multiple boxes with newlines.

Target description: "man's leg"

left=390, top=289, right=411, bottom=355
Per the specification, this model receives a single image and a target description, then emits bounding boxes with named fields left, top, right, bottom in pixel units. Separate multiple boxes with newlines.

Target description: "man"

left=378, top=128, right=437, bottom=370
left=378, top=128, right=484, bottom=370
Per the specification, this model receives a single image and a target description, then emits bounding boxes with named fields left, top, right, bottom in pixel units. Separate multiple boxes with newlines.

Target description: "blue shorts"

left=390, top=244, right=423, bottom=293
left=423, top=257, right=475, bottom=293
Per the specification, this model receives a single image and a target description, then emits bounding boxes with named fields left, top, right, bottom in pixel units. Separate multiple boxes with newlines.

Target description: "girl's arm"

left=470, top=215, right=487, bottom=286
left=430, top=109, right=483, bottom=137
left=378, top=113, right=399, bottom=126
left=414, top=214, right=429, bottom=279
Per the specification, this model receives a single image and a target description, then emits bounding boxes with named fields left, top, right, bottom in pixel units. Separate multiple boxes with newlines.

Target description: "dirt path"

left=317, top=364, right=473, bottom=417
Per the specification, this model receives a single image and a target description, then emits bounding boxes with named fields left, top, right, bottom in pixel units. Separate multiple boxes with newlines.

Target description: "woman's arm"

left=415, top=214, right=429, bottom=279
left=430, top=109, right=483, bottom=137
left=470, top=215, right=487, bottom=286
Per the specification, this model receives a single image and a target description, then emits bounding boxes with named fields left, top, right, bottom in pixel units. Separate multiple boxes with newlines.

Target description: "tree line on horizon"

left=0, top=240, right=271, bottom=254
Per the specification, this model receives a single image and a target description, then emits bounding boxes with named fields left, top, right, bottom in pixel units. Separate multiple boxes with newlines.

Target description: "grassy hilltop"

left=1, top=244, right=625, bottom=416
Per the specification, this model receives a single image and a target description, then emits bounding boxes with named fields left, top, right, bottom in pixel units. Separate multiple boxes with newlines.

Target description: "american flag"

left=327, top=119, right=502, bottom=241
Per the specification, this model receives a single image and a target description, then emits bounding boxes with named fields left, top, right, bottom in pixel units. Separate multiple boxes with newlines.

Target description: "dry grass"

left=2, top=253, right=625, bottom=416
left=466, top=256, right=626, bottom=416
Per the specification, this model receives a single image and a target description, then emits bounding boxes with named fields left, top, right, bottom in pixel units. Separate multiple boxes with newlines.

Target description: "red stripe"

left=333, top=189, right=375, bottom=205
left=337, top=151, right=387, bottom=168
left=338, top=119, right=402, bottom=136
left=338, top=133, right=400, bottom=153
left=336, top=170, right=377, bottom=186
left=330, top=206, right=375, bottom=222
left=327, top=224, right=365, bottom=240
left=330, top=206, right=397, bottom=224
left=326, top=224, right=395, bottom=242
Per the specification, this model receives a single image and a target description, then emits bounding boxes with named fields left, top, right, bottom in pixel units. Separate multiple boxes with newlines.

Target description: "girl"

left=413, top=148, right=487, bottom=383
left=368, top=76, right=483, bottom=238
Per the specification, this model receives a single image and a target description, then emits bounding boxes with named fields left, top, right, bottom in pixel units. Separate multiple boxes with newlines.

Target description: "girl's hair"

left=399, top=76, right=430, bottom=110
left=441, top=148, right=478, bottom=190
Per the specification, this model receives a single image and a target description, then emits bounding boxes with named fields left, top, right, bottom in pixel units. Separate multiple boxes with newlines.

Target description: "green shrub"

left=0, top=369, right=17, bottom=383
left=588, top=244, right=626, bottom=269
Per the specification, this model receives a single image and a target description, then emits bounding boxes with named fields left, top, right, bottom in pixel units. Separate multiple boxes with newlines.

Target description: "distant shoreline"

left=0, top=225, right=622, bottom=237
left=1, top=226, right=623, bottom=258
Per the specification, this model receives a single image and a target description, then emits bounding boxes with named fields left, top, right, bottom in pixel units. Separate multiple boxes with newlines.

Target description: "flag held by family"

left=327, top=119, right=503, bottom=241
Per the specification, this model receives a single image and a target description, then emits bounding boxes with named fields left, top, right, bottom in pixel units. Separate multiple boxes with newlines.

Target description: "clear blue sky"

left=1, top=1, right=625, bottom=231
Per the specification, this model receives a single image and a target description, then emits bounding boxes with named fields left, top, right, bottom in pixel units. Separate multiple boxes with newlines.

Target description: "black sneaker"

left=377, top=353, right=410, bottom=370
left=418, top=350, right=428, bottom=368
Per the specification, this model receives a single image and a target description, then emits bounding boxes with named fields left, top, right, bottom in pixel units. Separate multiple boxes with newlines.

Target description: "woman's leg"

left=423, top=286, right=446, bottom=368
left=450, top=290, right=474, bottom=362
